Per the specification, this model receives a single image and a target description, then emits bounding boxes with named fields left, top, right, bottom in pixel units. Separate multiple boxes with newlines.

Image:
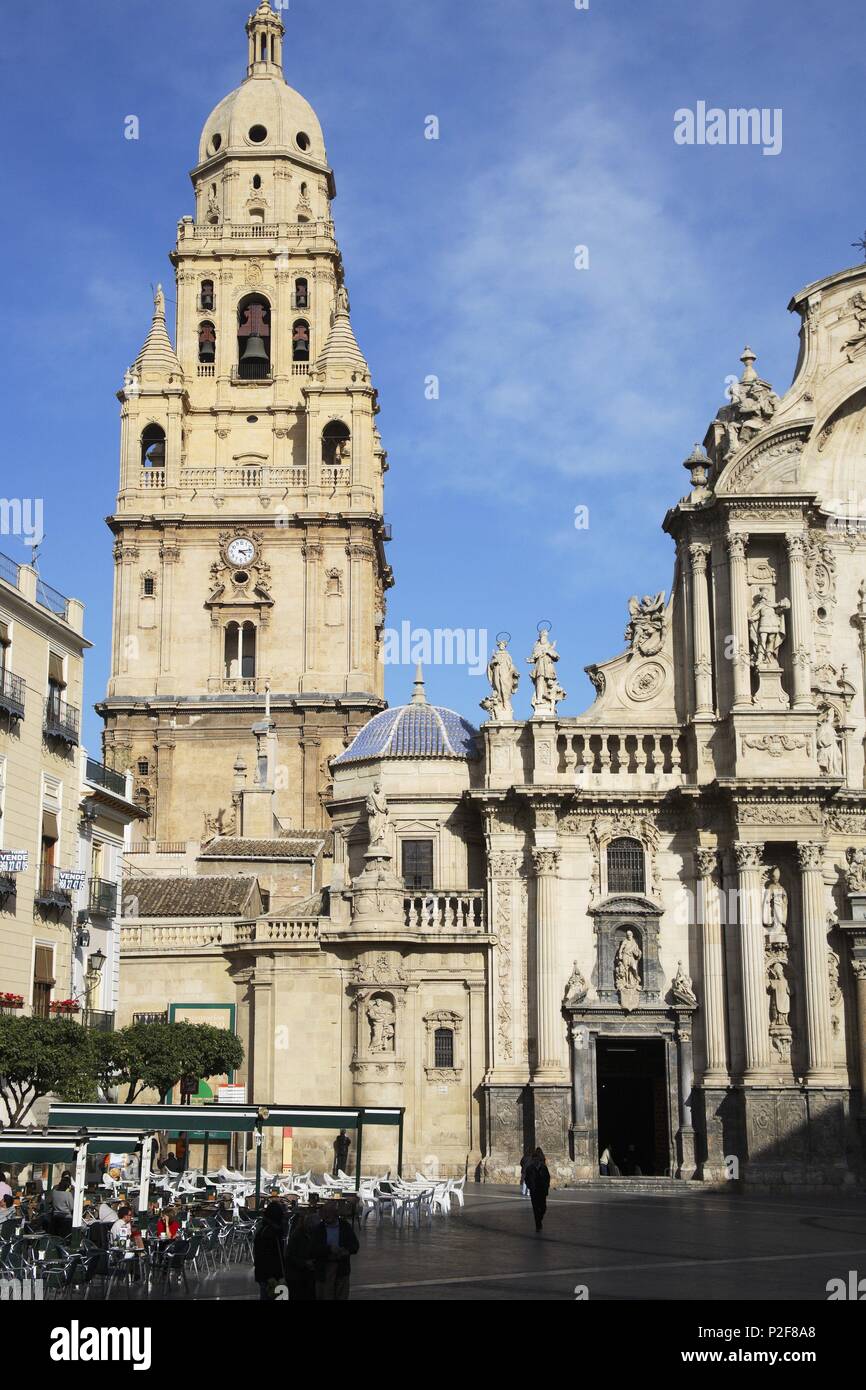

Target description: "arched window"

left=140, top=424, right=165, bottom=470
left=607, top=837, right=645, bottom=894
left=322, top=420, right=350, bottom=467
left=294, top=277, right=309, bottom=310
left=198, top=320, right=216, bottom=363
left=199, top=279, right=214, bottom=311
left=236, top=295, right=271, bottom=380
left=434, top=1028, right=454, bottom=1069
left=292, top=319, right=310, bottom=362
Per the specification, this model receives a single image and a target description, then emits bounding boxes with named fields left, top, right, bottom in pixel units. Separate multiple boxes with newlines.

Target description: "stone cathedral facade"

left=112, top=3, right=866, bottom=1186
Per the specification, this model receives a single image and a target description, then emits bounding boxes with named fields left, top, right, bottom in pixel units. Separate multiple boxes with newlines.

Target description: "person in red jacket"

left=156, top=1207, right=180, bottom=1239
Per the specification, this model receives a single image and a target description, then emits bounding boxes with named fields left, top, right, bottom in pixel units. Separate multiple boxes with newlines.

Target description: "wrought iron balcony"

left=0, top=667, right=25, bottom=721
left=132, top=1011, right=168, bottom=1025
left=85, top=1009, right=116, bottom=1033
left=85, top=757, right=127, bottom=796
left=44, top=694, right=80, bottom=744
left=35, top=865, right=73, bottom=911
left=36, top=577, right=69, bottom=620
left=89, top=877, right=118, bottom=916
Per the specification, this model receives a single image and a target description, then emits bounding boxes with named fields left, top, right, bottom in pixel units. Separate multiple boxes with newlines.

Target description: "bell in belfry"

left=240, top=333, right=269, bottom=363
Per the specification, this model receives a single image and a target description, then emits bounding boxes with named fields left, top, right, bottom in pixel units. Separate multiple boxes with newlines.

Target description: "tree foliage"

left=120, top=1021, right=244, bottom=1104
left=0, top=1016, right=97, bottom=1125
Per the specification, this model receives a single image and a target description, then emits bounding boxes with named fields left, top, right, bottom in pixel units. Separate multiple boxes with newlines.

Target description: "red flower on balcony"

left=49, top=998, right=81, bottom=1014
left=0, top=992, right=24, bottom=1008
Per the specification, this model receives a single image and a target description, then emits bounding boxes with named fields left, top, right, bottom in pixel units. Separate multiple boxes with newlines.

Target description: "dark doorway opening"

left=596, top=1037, right=669, bottom=1176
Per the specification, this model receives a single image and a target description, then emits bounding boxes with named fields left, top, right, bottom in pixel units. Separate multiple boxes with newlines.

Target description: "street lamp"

left=84, top=948, right=107, bottom=1026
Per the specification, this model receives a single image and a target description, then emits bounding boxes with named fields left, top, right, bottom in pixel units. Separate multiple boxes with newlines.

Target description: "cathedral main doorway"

left=596, top=1037, right=669, bottom=1176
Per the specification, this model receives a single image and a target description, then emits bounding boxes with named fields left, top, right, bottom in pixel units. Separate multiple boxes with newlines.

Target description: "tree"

left=120, top=1021, right=244, bottom=1104
left=0, top=1015, right=97, bottom=1126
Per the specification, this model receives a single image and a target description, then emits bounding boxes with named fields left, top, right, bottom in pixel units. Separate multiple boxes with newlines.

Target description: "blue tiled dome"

left=333, top=671, right=478, bottom=765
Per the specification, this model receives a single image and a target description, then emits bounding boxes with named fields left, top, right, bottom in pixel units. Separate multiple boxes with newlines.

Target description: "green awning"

left=0, top=1138, right=78, bottom=1162
left=48, top=1101, right=404, bottom=1134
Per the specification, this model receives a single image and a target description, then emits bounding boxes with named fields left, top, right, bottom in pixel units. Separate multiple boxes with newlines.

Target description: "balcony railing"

left=0, top=667, right=25, bottom=720
left=44, top=694, right=79, bottom=744
left=36, top=577, right=69, bottom=619
left=403, top=891, right=486, bottom=933
left=139, top=468, right=166, bottom=488
left=197, top=363, right=215, bottom=378
left=86, top=1010, right=115, bottom=1033
left=183, top=219, right=335, bottom=243
left=132, top=1011, right=168, bottom=1025
left=85, top=757, right=127, bottom=796
left=179, top=466, right=307, bottom=490
left=34, top=865, right=73, bottom=911
left=0, top=551, right=20, bottom=587
left=89, top=877, right=118, bottom=916
left=233, top=361, right=272, bottom=382
left=555, top=726, right=685, bottom=784
left=121, top=917, right=319, bottom=951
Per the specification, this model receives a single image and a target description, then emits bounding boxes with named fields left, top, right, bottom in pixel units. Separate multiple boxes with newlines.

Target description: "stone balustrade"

left=403, top=890, right=486, bottom=933
left=137, top=466, right=309, bottom=492
left=121, top=917, right=320, bottom=951
left=554, top=725, right=685, bottom=785
left=182, top=219, right=336, bottom=243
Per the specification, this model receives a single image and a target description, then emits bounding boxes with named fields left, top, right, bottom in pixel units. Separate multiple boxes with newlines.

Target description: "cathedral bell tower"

left=99, top=1, right=392, bottom=841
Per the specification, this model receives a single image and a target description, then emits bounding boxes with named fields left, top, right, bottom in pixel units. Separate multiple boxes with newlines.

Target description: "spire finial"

left=740, top=345, right=757, bottom=381
left=411, top=663, right=427, bottom=705
left=246, top=1, right=284, bottom=78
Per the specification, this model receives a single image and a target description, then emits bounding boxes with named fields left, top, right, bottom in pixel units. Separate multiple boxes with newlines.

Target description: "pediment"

left=588, top=893, right=662, bottom=918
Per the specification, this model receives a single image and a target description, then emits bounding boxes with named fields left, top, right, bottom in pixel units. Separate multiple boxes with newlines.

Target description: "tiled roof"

left=333, top=703, right=478, bottom=764
left=122, top=876, right=258, bottom=919
left=200, top=834, right=323, bottom=859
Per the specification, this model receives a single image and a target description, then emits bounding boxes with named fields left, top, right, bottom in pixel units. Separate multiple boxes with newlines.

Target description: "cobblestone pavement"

left=98, top=1184, right=866, bottom=1301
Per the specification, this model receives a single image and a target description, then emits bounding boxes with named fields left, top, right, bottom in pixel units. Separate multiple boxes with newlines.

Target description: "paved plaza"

left=93, top=1184, right=866, bottom=1302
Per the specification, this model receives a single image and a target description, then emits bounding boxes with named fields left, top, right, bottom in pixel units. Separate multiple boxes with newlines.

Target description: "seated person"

left=0, top=1193, right=17, bottom=1226
left=156, top=1208, right=180, bottom=1239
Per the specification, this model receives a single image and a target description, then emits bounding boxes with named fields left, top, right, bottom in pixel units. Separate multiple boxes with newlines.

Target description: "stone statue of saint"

left=527, top=628, right=566, bottom=717
left=335, top=285, right=350, bottom=314
left=624, top=592, right=666, bottom=656
left=748, top=588, right=790, bottom=668
left=365, top=780, right=389, bottom=849
left=367, top=995, right=395, bottom=1052
left=762, top=867, right=788, bottom=940
left=671, top=961, right=697, bottom=1008
left=846, top=845, right=866, bottom=893
left=613, top=930, right=642, bottom=991
left=816, top=706, right=842, bottom=776
left=481, top=637, right=519, bottom=721
left=767, top=957, right=790, bottom=1027
left=154, top=283, right=165, bottom=318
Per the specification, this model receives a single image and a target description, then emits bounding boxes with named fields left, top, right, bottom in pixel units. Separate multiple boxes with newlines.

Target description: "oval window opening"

left=211, top=133, right=222, bottom=152
left=248, top=124, right=268, bottom=144
left=296, top=131, right=310, bottom=151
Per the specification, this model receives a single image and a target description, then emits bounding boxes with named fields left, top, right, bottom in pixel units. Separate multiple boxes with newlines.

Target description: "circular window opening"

left=817, top=606, right=828, bottom=621
left=252, top=174, right=262, bottom=190
left=246, top=415, right=259, bottom=423
left=248, top=124, right=268, bottom=144
left=296, top=131, right=311, bottom=151
left=210, top=133, right=222, bottom=153
left=233, top=571, right=250, bottom=585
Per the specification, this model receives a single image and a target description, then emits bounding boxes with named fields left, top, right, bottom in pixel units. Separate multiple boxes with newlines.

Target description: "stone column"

left=675, top=1012, right=697, bottom=1178
left=797, top=842, right=835, bottom=1079
left=695, top=848, right=728, bottom=1081
left=727, top=533, right=752, bottom=709
left=851, top=959, right=866, bottom=1105
left=531, top=847, right=564, bottom=1077
left=689, top=544, right=713, bottom=716
left=786, top=533, right=813, bottom=710
left=734, top=841, right=771, bottom=1077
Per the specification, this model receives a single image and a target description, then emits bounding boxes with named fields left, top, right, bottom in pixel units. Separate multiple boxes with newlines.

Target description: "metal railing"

left=85, top=757, right=127, bottom=796
left=34, top=865, right=73, bottom=908
left=233, top=361, right=272, bottom=382
left=86, top=1010, right=115, bottom=1033
left=44, top=694, right=80, bottom=744
left=0, top=551, right=20, bottom=587
left=35, top=577, right=69, bottom=619
left=89, top=877, right=118, bottom=916
left=0, top=667, right=25, bottom=719
left=132, top=1011, right=167, bottom=1025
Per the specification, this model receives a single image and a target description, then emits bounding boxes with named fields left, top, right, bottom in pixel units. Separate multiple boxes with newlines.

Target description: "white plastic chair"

left=446, top=1176, right=466, bottom=1209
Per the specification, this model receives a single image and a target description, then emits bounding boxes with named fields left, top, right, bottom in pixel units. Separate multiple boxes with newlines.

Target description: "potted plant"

left=49, top=997, right=81, bottom=1015
left=0, top=992, right=24, bottom=1011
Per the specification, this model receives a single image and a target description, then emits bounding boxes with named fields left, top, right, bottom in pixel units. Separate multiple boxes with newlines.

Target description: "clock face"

left=227, top=538, right=256, bottom=567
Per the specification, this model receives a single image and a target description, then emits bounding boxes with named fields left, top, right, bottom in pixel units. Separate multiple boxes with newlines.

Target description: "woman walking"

left=524, top=1147, right=551, bottom=1233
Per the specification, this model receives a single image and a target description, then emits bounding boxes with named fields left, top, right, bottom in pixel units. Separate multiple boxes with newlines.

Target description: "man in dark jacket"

left=524, top=1148, right=551, bottom=1233
left=311, top=1200, right=360, bottom=1300
left=332, top=1129, right=351, bottom=1177
left=286, top=1210, right=318, bottom=1301
left=253, top=1201, right=287, bottom=1300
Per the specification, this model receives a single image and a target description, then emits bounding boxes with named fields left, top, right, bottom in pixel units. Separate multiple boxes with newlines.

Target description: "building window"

left=294, top=277, right=309, bottom=310
left=225, top=621, right=256, bottom=679
left=199, top=279, right=214, bottom=311
left=322, top=421, right=350, bottom=467
left=198, top=320, right=216, bottom=363
left=434, top=1028, right=454, bottom=1069
left=237, top=295, right=271, bottom=379
left=137, top=758, right=149, bottom=776
left=47, top=650, right=65, bottom=718
left=607, top=837, right=645, bottom=894
left=402, top=839, right=433, bottom=890
left=142, top=575, right=155, bottom=597
left=292, top=319, right=310, bottom=362
left=140, top=424, right=166, bottom=470
left=33, top=945, right=55, bottom=1019
left=0, top=619, right=9, bottom=672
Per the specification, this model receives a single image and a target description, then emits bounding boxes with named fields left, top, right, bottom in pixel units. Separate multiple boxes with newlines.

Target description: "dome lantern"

left=246, top=1, right=284, bottom=78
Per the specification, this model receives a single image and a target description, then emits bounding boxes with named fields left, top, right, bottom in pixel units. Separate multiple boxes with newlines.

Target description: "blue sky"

left=2, top=0, right=865, bottom=748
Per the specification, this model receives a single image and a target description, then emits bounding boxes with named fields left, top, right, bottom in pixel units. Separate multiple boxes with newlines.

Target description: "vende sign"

left=0, top=850, right=27, bottom=874
left=57, top=868, right=86, bottom=891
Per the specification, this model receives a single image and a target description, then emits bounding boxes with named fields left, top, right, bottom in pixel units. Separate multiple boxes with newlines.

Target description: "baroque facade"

left=114, top=3, right=866, bottom=1186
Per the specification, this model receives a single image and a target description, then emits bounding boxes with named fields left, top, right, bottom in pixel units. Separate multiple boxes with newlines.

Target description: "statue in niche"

left=624, top=592, right=666, bottom=657
left=762, top=867, right=788, bottom=943
left=481, top=636, right=520, bottom=721
left=365, top=780, right=389, bottom=849
left=671, top=961, right=697, bottom=1008
left=527, top=628, right=566, bottom=717
left=206, top=191, right=221, bottom=224
left=816, top=705, right=842, bottom=776
left=766, top=956, right=790, bottom=1028
left=366, top=995, right=395, bottom=1053
left=748, top=588, right=790, bottom=668
left=613, top=930, right=642, bottom=992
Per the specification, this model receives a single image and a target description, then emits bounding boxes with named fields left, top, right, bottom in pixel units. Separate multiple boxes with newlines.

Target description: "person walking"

left=332, top=1128, right=351, bottom=1178
left=519, top=1147, right=533, bottom=1197
left=524, top=1147, right=551, bottom=1233
left=253, top=1200, right=288, bottom=1301
left=311, top=1200, right=359, bottom=1300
